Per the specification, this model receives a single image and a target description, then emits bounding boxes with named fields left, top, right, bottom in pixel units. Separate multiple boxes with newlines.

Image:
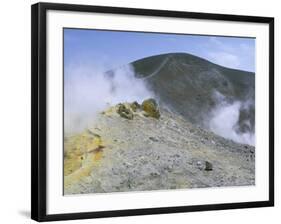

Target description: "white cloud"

left=207, top=52, right=240, bottom=68
left=203, top=37, right=254, bottom=71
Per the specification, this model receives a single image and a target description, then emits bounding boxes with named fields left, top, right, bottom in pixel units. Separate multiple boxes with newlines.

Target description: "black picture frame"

left=31, top=2, right=274, bottom=222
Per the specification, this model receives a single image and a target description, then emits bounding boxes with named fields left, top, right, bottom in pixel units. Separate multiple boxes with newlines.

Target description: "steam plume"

left=207, top=91, right=255, bottom=145
left=64, top=64, right=153, bottom=133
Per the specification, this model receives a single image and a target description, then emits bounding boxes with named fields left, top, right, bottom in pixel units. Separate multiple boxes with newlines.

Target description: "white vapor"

left=64, top=64, right=153, bottom=133
left=207, top=91, right=255, bottom=146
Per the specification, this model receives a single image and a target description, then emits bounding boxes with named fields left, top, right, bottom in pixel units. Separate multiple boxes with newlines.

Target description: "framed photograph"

left=31, top=2, right=274, bottom=222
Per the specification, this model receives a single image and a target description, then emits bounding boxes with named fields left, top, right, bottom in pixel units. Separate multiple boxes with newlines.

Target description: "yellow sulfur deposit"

left=64, top=130, right=105, bottom=188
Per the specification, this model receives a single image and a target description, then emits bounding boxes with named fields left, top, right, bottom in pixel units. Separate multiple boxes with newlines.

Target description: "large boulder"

left=141, top=98, right=160, bottom=119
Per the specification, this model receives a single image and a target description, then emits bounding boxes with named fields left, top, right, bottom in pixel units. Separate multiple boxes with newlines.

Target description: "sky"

left=64, top=28, right=255, bottom=72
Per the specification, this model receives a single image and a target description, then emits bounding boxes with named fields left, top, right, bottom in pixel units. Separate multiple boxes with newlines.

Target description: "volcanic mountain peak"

left=129, top=53, right=255, bottom=138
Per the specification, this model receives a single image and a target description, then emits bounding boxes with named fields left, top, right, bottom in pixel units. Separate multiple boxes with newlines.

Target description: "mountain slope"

left=131, top=53, right=255, bottom=134
left=64, top=103, right=255, bottom=194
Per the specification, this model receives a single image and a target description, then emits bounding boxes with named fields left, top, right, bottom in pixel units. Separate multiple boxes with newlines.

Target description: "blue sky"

left=64, top=28, right=255, bottom=72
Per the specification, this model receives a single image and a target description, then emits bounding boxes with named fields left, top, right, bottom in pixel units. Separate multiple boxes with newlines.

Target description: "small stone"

left=205, top=161, right=213, bottom=171
left=165, top=165, right=173, bottom=172
left=173, top=154, right=180, bottom=158
left=150, top=172, right=160, bottom=177
left=196, top=161, right=204, bottom=170
left=149, top=136, right=158, bottom=142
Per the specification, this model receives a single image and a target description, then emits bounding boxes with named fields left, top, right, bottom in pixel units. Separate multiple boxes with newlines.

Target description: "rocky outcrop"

left=108, top=98, right=160, bottom=120
left=117, top=104, right=134, bottom=120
